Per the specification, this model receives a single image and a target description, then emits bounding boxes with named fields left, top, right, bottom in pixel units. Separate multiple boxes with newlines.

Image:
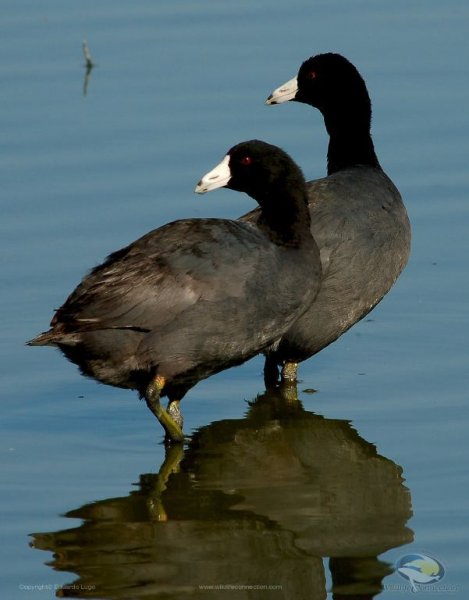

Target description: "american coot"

left=242, top=53, right=411, bottom=383
left=28, top=140, right=321, bottom=442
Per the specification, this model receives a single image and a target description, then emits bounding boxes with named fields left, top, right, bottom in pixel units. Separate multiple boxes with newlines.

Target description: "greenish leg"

left=281, top=361, right=299, bottom=384
left=167, top=399, right=183, bottom=430
left=145, top=375, right=184, bottom=443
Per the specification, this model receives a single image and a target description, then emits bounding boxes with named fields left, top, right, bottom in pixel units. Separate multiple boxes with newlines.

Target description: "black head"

left=196, top=139, right=306, bottom=205
left=267, top=53, right=372, bottom=129
left=266, top=53, right=380, bottom=174
left=294, top=53, right=370, bottom=113
left=225, top=140, right=305, bottom=201
left=196, top=140, right=310, bottom=244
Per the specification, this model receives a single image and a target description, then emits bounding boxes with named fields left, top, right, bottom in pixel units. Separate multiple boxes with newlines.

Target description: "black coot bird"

left=243, top=53, right=411, bottom=384
left=28, top=140, right=321, bottom=442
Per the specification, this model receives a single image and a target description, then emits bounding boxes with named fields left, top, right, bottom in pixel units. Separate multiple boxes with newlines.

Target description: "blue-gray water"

left=2, top=1, right=468, bottom=598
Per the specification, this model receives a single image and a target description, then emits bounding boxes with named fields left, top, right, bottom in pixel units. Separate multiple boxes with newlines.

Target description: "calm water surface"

left=2, top=1, right=468, bottom=598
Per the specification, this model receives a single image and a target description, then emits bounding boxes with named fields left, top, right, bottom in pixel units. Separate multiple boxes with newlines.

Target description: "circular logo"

left=396, top=553, right=445, bottom=591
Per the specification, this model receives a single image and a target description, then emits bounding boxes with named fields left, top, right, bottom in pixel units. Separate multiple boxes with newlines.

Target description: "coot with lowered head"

left=28, top=140, right=321, bottom=442
left=243, top=53, right=411, bottom=384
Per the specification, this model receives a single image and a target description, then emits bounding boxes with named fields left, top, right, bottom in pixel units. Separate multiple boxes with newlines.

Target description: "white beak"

left=265, top=76, right=298, bottom=105
left=195, top=155, right=231, bottom=193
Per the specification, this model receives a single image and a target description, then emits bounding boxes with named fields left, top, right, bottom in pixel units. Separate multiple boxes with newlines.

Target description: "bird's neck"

left=323, top=110, right=381, bottom=175
left=257, top=184, right=311, bottom=247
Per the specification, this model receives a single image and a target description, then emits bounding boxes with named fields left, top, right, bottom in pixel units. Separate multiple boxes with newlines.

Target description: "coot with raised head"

left=243, top=53, right=411, bottom=384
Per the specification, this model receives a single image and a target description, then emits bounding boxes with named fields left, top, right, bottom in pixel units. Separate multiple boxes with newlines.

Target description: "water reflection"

left=31, top=386, right=413, bottom=598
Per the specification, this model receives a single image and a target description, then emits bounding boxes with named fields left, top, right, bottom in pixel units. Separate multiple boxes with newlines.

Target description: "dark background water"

left=2, top=1, right=468, bottom=598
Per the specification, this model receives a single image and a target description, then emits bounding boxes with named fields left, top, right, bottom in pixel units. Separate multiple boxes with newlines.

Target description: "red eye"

left=241, top=156, right=252, bottom=165
left=307, top=70, right=317, bottom=80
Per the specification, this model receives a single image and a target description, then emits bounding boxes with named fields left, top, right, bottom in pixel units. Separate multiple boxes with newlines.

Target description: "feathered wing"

left=29, top=221, right=211, bottom=344
left=29, top=219, right=282, bottom=346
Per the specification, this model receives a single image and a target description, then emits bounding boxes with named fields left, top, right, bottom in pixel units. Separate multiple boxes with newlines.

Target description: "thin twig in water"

left=82, top=39, right=94, bottom=68
left=82, top=39, right=95, bottom=96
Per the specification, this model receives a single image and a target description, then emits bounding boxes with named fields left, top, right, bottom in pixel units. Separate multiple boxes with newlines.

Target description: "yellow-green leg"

left=167, top=399, right=183, bottom=430
left=145, top=375, right=184, bottom=443
left=281, top=361, right=299, bottom=384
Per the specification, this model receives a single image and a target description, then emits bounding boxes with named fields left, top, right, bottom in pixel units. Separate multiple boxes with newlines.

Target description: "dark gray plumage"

left=243, top=53, right=411, bottom=383
left=28, top=140, right=321, bottom=441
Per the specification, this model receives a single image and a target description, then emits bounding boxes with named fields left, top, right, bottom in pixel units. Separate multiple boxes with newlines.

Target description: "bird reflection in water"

left=31, top=385, right=413, bottom=599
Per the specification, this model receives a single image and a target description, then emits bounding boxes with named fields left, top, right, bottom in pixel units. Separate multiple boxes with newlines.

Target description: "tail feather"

left=27, top=322, right=150, bottom=346
left=27, top=330, right=61, bottom=346
left=27, top=328, right=81, bottom=346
